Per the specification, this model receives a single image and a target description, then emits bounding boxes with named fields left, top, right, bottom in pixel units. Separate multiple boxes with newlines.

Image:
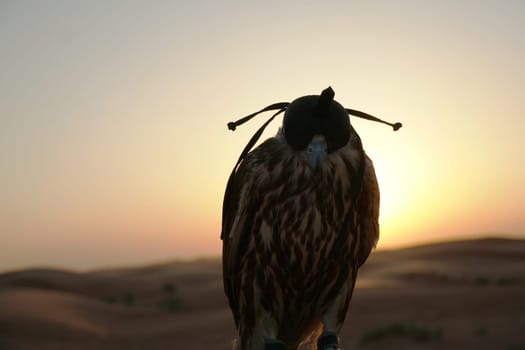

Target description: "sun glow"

left=1, top=1, right=523, bottom=270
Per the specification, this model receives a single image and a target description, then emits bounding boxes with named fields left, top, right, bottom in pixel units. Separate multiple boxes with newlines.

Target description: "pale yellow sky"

left=1, top=1, right=524, bottom=271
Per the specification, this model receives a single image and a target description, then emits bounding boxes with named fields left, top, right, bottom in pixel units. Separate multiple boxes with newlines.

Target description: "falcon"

left=221, top=87, right=401, bottom=350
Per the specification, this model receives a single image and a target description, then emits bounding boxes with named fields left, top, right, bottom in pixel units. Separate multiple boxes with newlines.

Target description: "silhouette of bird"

left=221, top=87, right=401, bottom=350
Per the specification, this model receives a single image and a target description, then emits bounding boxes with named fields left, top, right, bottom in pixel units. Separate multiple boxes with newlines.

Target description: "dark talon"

left=318, top=331, right=339, bottom=350
left=265, top=339, right=287, bottom=350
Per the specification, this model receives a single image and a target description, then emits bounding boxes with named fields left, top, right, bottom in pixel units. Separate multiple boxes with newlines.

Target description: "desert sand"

left=1, top=238, right=524, bottom=350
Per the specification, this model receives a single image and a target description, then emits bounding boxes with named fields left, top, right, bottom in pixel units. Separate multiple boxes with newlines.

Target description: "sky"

left=1, top=0, right=524, bottom=271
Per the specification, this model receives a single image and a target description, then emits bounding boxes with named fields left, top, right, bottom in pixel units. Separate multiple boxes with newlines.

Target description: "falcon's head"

left=226, top=86, right=401, bottom=178
left=282, top=87, right=350, bottom=171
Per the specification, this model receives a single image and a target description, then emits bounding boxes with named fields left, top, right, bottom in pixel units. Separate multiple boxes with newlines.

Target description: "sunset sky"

left=1, top=1, right=524, bottom=271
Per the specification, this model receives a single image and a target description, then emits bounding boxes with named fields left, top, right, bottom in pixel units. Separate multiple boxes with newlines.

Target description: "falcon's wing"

left=334, top=152, right=380, bottom=329
left=356, top=154, right=380, bottom=267
left=221, top=142, right=265, bottom=327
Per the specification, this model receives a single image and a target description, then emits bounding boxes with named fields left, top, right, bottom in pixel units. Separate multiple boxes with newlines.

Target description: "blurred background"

left=1, top=0, right=523, bottom=272
left=1, top=1, right=524, bottom=350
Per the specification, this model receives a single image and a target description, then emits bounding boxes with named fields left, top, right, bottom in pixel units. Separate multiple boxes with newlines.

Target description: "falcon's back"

left=222, top=128, right=379, bottom=349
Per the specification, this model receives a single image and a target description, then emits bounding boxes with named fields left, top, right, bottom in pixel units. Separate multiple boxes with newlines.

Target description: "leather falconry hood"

left=283, top=87, right=350, bottom=153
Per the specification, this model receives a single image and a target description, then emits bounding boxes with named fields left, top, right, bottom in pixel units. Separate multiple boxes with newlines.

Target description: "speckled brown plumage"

left=222, top=128, right=379, bottom=350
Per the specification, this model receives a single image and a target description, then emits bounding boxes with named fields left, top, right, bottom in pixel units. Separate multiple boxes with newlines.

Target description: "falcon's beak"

left=307, top=137, right=327, bottom=172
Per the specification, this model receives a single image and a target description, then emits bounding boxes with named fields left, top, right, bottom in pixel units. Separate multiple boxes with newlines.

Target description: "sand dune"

left=1, top=238, right=524, bottom=350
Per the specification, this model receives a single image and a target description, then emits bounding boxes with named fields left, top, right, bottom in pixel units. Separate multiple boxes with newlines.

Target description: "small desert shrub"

left=360, top=322, right=442, bottom=345
left=472, top=276, right=520, bottom=287
left=497, top=277, right=520, bottom=286
left=102, top=292, right=136, bottom=306
left=163, top=282, right=176, bottom=294
left=103, top=296, right=117, bottom=304
left=505, top=346, right=525, bottom=350
left=122, top=292, right=135, bottom=306
left=159, top=282, right=183, bottom=312
left=474, top=276, right=490, bottom=286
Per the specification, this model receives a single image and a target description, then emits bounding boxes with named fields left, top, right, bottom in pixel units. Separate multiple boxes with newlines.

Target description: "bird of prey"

left=221, top=87, right=401, bottom=350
